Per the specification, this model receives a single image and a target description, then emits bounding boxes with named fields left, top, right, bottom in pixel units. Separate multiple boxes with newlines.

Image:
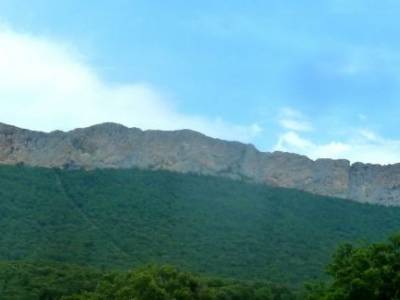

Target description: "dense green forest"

left=305, top=234, right=400, bottom=299
left=0, top=262, right=296, bottom=299
left=2, top=234, right=400, bottom=299
left=0, top=165, right=400, bottom=288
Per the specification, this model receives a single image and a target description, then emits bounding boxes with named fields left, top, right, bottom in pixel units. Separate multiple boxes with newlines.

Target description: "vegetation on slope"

left=2, top=234, right=400, bottom=299
left=0, top=261, right=103, bottom=300
left=305, top=234, right=400, bottom=300
left=0, top=165, right=400, bottom=286
left=0, top=263, right=296, bottom=300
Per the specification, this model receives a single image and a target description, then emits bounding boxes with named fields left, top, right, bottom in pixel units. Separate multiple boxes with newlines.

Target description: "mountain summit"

left=1, top=122, right=400, bottom=206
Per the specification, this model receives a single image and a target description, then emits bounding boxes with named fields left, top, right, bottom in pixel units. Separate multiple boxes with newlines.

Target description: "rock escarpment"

left=1, top=122, right=400, bottom=206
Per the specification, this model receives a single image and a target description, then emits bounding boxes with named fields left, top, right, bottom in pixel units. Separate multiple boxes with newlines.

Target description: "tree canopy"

left=1, top=165, right=400, bottom=286
left=306, top=234, right=400, bottom=300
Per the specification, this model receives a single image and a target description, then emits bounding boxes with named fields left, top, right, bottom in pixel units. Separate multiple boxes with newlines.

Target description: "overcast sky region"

left=1, top=1, right=400, bottom=164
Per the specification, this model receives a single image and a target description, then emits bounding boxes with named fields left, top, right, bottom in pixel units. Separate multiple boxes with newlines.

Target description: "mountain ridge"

left=1, top=121, right=400, bottom=205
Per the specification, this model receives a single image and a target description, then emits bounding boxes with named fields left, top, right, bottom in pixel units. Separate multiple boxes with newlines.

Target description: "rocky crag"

left=1, top=122, right=400, bottom=206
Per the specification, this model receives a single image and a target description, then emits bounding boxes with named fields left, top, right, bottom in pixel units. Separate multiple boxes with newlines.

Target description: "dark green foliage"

left=69, top=265, right=296, bottom=300
left=0, top=165, right=400, bottom=286
left=305, top=234, right=400, bottom=300
left=4, top=236, right=400, bottom=299
left=0, top=261, right=102, bottom=300
left=0, top=262, right=297, bottom=300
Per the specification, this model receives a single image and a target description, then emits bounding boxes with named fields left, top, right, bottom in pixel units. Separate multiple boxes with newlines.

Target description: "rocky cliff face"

left=1, top=122, right=400, bottom=206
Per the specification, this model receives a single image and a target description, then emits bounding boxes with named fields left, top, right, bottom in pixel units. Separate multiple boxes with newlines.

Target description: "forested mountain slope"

left=0, top=165, right=400, bottom=285
left=0, top=263, right=296, bottom=300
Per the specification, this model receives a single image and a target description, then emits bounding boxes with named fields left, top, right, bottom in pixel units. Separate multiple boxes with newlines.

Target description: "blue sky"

left=1, top=0, right=400, bottom=163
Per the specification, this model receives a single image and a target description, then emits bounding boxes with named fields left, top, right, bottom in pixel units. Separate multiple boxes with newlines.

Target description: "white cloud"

left=279, top=119, right=313, bottom=132
left=278, top=107, right=313, bottom=132
left=275, top=131, right=312, bottom=150
left=274, top=128, right=400, bottom=165
left=280, top=107, right=303, bottom=119
left=0, top=25, right=262, bottom=143
left=358, top=129, right=378, bottom=142
left=274, top=107, right=400, bottom=164
left=358, top=113, right=367, bottom=121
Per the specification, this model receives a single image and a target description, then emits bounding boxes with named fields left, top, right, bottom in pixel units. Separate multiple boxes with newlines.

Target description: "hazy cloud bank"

left=0, top=25, right=261, bottom=143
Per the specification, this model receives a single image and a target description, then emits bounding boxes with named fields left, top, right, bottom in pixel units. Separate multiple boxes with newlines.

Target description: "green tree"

left=306, top=234, right=400, bottom=300
left=64, top=265, right=297, bottom=300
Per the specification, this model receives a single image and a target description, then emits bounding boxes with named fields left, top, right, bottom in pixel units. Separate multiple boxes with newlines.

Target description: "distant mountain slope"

left=0, top=165, right=399, bottom=285
left=1, top=122, right=400, bottom=205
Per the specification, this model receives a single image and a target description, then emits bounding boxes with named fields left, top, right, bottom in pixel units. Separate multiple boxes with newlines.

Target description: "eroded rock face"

left=1, top=122, right=400, bottom=205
